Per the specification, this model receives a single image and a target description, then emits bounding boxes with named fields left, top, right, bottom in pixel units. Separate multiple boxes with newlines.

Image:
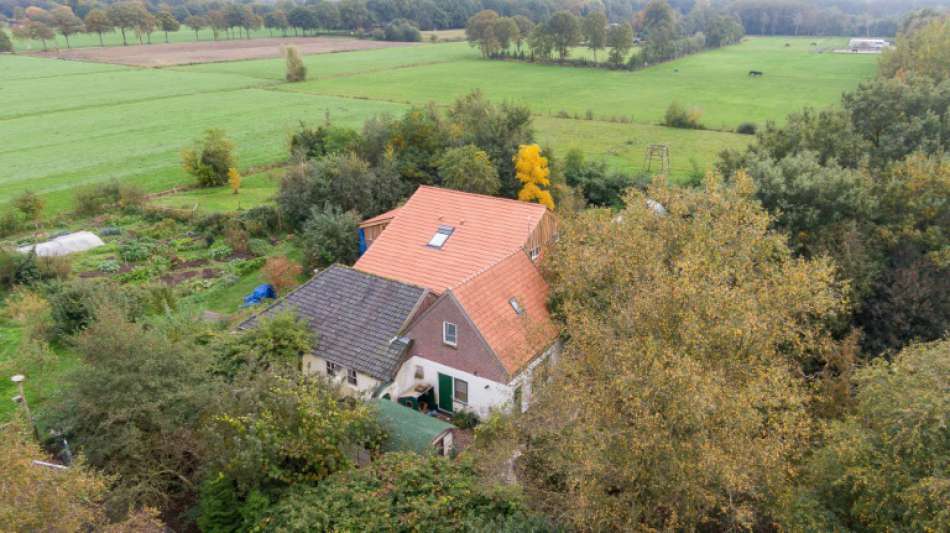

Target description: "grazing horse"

left=748, top=70, right=764, bottom=77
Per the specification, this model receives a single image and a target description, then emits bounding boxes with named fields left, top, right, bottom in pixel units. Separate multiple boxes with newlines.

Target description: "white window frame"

left=326, top=361, right=341, bottom=377
left=529, top=246, right=541, bottom=261
left=453, top=377, right=468, bottom=404
left=346, top=368, right=358, bottom=386
left=443, top=321, right=458, bottom=347
left=414, top=365, right=425, bottom=379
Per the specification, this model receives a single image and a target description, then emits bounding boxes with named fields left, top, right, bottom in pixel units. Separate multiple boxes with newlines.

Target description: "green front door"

left=437, top=373, right=454, bottom=413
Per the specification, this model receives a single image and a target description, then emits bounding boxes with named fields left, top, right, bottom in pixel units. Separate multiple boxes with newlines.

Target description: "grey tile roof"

left=239, top=265, right=428, bottom=381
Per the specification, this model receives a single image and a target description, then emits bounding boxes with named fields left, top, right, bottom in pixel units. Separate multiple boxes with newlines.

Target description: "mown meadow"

left=1, top=36, right=876, bottom=213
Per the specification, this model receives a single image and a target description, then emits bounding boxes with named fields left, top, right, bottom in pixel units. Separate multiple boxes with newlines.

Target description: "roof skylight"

left=509, top=297, right=524, bottom=315
left=427, top=225, right=454, bottom=249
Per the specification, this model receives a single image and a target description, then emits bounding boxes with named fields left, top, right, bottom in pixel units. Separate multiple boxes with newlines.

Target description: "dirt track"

left=27, top=36, right=418, bottom=67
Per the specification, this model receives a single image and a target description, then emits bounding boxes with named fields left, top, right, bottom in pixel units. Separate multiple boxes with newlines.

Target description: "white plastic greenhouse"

left=17, top=231, right=105, bottom=257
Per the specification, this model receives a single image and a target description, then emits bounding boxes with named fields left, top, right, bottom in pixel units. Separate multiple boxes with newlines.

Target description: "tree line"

left=466, top=0, right=744, bottom=69
left=3, top=0, right=935, bottom=48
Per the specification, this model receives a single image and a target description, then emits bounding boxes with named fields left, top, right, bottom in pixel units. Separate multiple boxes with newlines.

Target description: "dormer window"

left=427, top=225, right=454, bottom=249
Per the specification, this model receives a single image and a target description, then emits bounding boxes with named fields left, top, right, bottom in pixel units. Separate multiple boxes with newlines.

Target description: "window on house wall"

left=529, top=246, right=541, bottom=261
left=513, top=385, right=523, bottom=412
left=326, top=361, right=340, bottom=377
left=454, top=378, right=468, bottom=404
left=347, top=368, right=358, bottom=386
left=427, top=225, right=454, bottom=249
left=443, top=321, right=457, bottom=347
left=509, top=297, right=524, bottom=315
left=414, top=365, right=424, bottom=379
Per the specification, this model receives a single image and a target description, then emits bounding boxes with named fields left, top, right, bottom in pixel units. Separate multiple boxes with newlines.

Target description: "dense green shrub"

left=0, top=28, right=13, bottom=53
left=97, top=259, right=121, bottom=273
left=301, top=205, right=360, bottom=270
left=48, top=279, right=146, bottom=337
left=563, top=149, right=633, bottom=207
left=662, top=101, right=704, bottom=129
left=451, top=410, right=481, bottom=429
left=736, top=122, right=757, bottom=135
left=239, top=205, right=281, bottom=236
left=213, top=311, right=312, bottom=378
left=284, top=45, right=307, bottom=82
left=73, top=181, right=120, bottom=216
left=783, top=339, right=950, bottom=531
left=208, top=244, right=233, bottom=261
left=382, top=18, right=422, bottom=41
left=118, top=238, right=156, bottom=262
left=261, top=453, right=546, bottom=531
left=181, top=129, right=236, bottom=187
left=0, top=211, right=20, bottom=237
left=194, top=212, right=233, bottom=242
left=289, top=123, right=361, bottom=160
left=277, top=153, right=404, bottom=230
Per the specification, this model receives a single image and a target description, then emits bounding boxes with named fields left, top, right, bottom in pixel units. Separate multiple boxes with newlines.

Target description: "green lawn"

left=282, top=37, right=875, bottom=130
left=2, top=36, right=874, bottom=213
left=151, top=170, right=281, bottom=212
left=0, top=321, right=80, bottom=422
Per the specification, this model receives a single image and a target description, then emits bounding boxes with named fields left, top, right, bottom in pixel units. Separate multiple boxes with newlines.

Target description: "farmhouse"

left=356, top=186, right=561, bottom=418
left=239, top=264, right=434, bottom=395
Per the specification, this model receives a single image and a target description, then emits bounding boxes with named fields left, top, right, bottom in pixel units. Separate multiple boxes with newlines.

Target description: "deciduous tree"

left=582, top=11, right=607, bottom=61
left=156, top=10, right=179, bottom=43
left=880, top=15, right=950, bottom=83
left=83, top=9, right=112, bottom=46
left=466, top=9, right=499, bottom=57
left=12, top=20, right=55, bottom=51
left=108, top=1, right=149, bottom=46
left=546, top=11, right=581, bottom=60
left=516, top=174, right=845, bottom=530
left=261, top=256, right=302, bottom=295
left=301, top=204, right=360, bottom=269
left=437, top=144, right=501, bottom=195
left=784, top=338, right=950, bottom=531
left=514, top=144, right=554, bottom=209
left=606, top=21, right=634, bottom=66
left=51, top=6, right=84, bottom=48
left=181, top=128, right=235, bottom=187
left=184, top=15, right=207, bottom=40
left=46, top=307, right=217, bottom=516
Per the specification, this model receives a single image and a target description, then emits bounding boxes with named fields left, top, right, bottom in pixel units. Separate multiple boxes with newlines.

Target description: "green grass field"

left=10, top=26, right=335, bottom=51
left=281, top=37, right=873, bottom=129
left=1, top=36, right=875, bottom=213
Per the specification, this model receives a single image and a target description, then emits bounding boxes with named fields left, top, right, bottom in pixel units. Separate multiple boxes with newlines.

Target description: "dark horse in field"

left=748, top=70, right=764, bottom=77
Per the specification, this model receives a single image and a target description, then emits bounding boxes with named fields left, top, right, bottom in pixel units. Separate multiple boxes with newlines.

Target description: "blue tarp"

left=358, top=228, right=368, bottom=256
left=242, top=284, right=276, bottom=307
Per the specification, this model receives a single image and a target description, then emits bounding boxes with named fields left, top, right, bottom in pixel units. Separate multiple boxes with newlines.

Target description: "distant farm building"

left=848, top=38, right=891, bottom=52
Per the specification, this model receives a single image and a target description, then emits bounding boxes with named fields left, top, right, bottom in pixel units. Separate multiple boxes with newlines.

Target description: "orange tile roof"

left=451, top=250, right=558, bottom=377
left=359, top=206, right=402, bottom=227
left=354, top=186, right=548, bottom=293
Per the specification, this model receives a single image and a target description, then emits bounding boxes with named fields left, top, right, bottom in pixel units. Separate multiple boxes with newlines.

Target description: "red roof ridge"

left=449, top=247, right=532, bottom=291
left=360, top=206, right=403, bottom=227
left=416, top=185, right=550, bottom=213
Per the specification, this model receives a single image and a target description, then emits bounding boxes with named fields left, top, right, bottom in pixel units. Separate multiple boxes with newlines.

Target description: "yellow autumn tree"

left=227, top=167, right=241, bottom=195
left=514, top=144, right=555, bottom=209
